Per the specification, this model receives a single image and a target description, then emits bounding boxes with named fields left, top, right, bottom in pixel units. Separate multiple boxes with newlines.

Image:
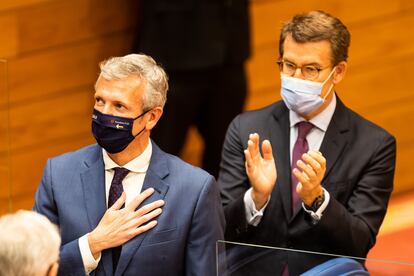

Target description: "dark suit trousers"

left=152, top=62, right=247, bottom=178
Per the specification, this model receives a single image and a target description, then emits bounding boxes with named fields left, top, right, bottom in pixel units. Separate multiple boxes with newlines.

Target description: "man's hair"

left=279, top=10, right=351, bottom=66
left=98, top=53, right=169, bottom=111
left=0, top=210, right=61, bottom=276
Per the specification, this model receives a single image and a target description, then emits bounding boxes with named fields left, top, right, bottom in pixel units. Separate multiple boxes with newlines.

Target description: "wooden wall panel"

left=0, top=15, right=17, bottom=58
left=250, top=0, right=414, bottom=49
left=16, top=0, right=137, bottom=55
left=7, top=32, right=134, bottom=105
left=0, top=0, right=51, bottom=12
left=0, top=0, right=137, bottom=214
left=9, top=88, right=92, bottom=151
left=0, top=0, right=137, bottom=59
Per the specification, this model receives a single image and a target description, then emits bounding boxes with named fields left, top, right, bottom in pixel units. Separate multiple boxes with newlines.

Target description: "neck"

left=108, top=134, right=150, bottom=166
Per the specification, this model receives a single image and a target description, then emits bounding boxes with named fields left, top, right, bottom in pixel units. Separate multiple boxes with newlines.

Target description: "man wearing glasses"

left=219, top=11, right=396, bottom=275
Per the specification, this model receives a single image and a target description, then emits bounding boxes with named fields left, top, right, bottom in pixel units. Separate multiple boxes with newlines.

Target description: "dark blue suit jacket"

left=34, top=141, right=225, bottom=276
left=219, top=98, right=396, bottom=275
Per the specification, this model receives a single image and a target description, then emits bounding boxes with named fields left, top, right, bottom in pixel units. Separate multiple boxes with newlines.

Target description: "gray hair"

left=98, top=53, right=169, bottom=111
left=0, top=210, right=61, bottom=276
left=279, top=10, right=351, bottom=66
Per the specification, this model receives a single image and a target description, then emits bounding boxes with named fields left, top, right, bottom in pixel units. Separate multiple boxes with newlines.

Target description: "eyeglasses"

left=277, top=60, right=330, bottom=80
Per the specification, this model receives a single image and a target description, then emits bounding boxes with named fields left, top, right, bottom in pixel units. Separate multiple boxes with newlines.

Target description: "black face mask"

left=91, top=109, right=150, bottom=154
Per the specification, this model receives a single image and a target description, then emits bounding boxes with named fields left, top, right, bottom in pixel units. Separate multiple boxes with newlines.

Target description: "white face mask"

left=280, top=67, right=336, bottom=115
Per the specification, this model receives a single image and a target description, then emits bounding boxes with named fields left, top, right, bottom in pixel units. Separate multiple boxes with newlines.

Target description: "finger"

left=296, top=159, right=316, bottom=180
left=134, top=200, right=165, bottom=218
left=292, top=168, right=310, bottom=188
left=244, top=149, right=254, bottom=176
left=301, top=153, right=321, bottom=173
left=262, top=140, right=274, bottom=161
left=296, top=182, right=303, bottom=194
left=126, top=188, right=155, bottom=212
left=133, top=207, right=163, bottom=228
left=109, top=192, right=126, bottom=210
left=307, top=151, right=326, bottom=168
left=248, top=133, right=260, bottom=160
left=131, top=220, right=158, bottom=237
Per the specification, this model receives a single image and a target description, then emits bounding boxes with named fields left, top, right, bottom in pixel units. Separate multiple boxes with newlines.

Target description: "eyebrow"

left=283, top=58, right=322, bottom=68
left=94, top=95, right=128, bottom=108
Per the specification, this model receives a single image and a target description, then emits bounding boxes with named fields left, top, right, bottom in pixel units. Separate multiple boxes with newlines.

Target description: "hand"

left=88, top=188, right=164, bottom=259
left=244, top=133, right=277, bottom=210
left=293, top=151, right=326, bottom=206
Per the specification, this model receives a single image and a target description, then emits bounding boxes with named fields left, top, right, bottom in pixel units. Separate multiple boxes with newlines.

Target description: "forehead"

left=283, top=34, right=332, bottom=66
left=94, top=75, right=144, bottom=104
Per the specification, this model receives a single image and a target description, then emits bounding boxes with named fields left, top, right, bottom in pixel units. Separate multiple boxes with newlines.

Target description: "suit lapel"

left=269, top=103, right=292, bottom=220
left=80, top=145, right=113, bottom=275
left=319, top=98, right=350, bottom=183
left=115, top=141, right=170, bottom=276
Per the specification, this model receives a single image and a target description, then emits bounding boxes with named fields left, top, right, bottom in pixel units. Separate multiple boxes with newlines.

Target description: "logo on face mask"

left=280, top=67, right=336, bottom=115
left=91, top=109, right=150, bottom=153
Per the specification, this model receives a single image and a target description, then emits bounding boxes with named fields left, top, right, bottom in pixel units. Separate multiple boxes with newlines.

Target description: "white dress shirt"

left=78, top=142, right=152, bottom=274
left=245, top=94, right=337, bottom=226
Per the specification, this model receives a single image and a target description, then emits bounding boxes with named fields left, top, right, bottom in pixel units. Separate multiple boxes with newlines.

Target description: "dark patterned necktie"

left=291, top=121, right=314, bottom=214
left=108, top=167, right=130, bottom=208
left=108, top=167, right=130, bottom=272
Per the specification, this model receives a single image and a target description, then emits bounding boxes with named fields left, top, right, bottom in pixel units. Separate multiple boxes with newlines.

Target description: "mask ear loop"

left=321, top=67, right=336, bottom=101
left=132, top=109, right=152, bottom=138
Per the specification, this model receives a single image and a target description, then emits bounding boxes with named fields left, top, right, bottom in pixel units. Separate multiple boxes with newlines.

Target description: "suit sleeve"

left=318, top=133, right=396, bottom=257
left=218, top=115, right=255, bottom=240
left=33, top=159, right=86, bottom=276
left=185, top=175, right=225, bottom=276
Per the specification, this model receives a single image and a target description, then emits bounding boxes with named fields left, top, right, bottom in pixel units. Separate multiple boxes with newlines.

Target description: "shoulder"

left=164, top=153, right=213, bottom=185
left=344, top=106, right=395, bottom=142
left=234, top=101, right=285, bottom=124
left=228, top=100, right=285, bottom=131
left=225, top=101, right=286, bottom=141
left=151, top=148, right=216, bottom=198
left=335, top=103, right=396, bottom=156
left=46, top=144, right=101, bottom=170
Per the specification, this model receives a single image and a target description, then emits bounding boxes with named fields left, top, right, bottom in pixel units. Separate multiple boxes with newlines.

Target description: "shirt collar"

left=289, top=92, right=337, bottom=132
left=102, top=141, right=152, bottom=173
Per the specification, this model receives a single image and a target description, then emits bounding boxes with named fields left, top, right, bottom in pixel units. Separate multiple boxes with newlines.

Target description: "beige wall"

left=1, top=0, right=413, bottom=214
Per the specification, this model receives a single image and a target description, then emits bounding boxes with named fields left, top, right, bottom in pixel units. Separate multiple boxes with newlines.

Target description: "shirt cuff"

left=302, top=188, right=330, bottom=222
left=244, top=188, right=271, bottom=226
left=79, top=234, right=101, bottom=275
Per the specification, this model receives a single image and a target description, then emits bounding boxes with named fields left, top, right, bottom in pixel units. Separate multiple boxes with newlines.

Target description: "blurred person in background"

left=134, top=0, right=251, bottom=178
left=219, top=10, right=396, bottom=275
left=0, top=210, right=60, bottom=276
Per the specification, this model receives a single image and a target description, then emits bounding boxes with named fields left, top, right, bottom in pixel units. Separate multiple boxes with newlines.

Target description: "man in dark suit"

left=34, top=54, right=224, bottom=276
left=134, top=0, right=250, bottom=177
left=218, top=11, right=396, bottom=275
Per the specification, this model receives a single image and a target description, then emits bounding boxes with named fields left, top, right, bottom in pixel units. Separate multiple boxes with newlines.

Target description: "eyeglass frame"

left=276, top=60, right=332, bottom=81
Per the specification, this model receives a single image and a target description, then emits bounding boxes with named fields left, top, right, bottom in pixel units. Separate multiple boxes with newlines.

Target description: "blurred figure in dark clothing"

left=134, top=0, right=250, bottom=177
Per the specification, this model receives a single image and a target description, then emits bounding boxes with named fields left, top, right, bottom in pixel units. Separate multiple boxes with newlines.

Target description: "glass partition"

left=217, top=240, right=414, bottom=275
left=0, top=59, right=11, bottom=214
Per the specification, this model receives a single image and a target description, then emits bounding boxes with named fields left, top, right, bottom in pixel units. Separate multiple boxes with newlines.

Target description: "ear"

left=332, top=61, right=347, bottom=85
left=145, top=107, right=163, bottom=131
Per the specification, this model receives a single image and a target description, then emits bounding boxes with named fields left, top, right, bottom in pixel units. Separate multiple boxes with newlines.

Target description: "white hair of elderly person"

left=0, top=210, right=61, bottom=276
